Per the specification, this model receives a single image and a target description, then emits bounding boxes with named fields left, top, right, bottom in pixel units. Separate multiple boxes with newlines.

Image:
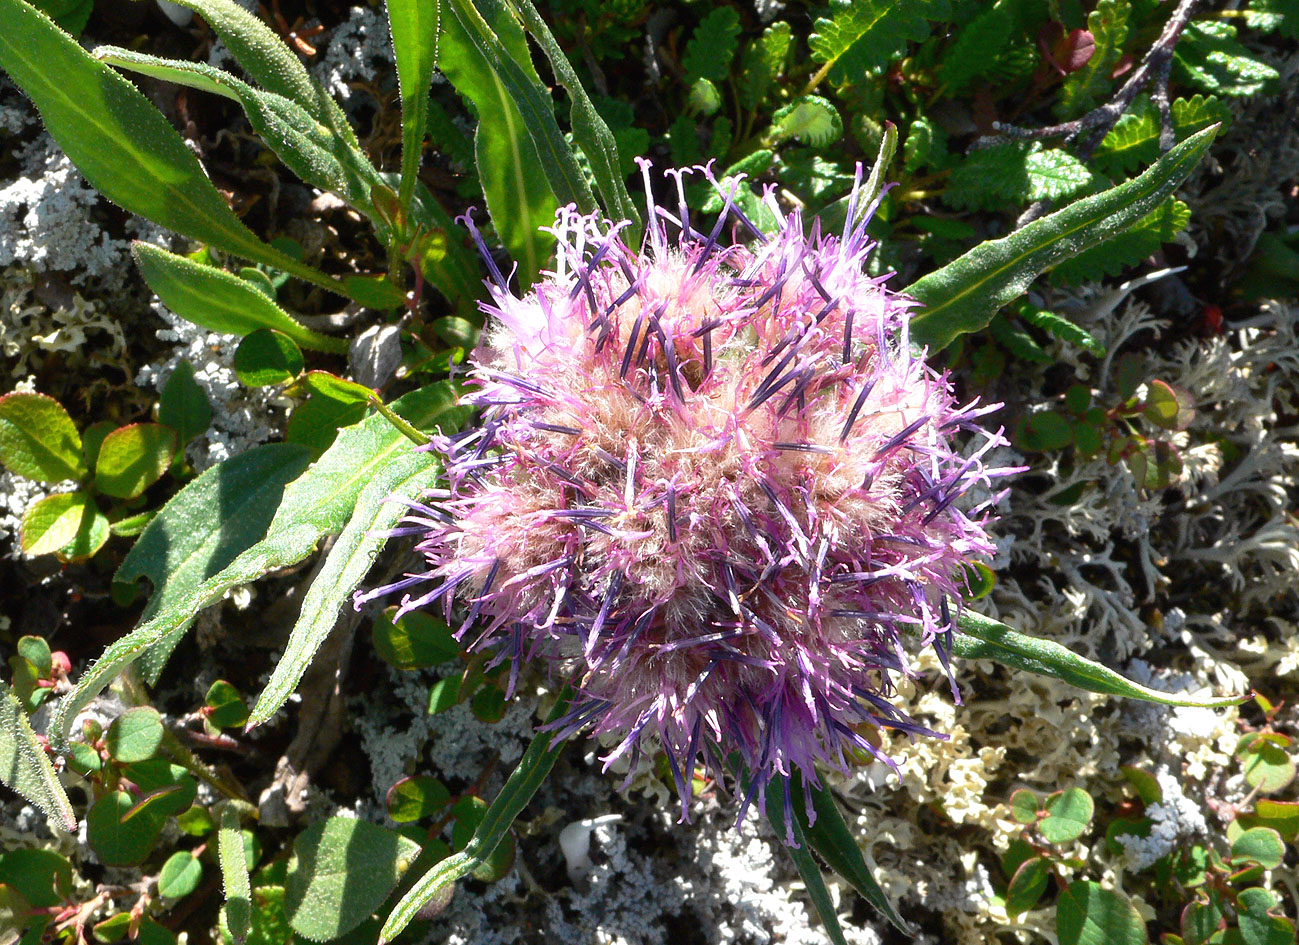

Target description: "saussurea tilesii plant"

left=368, top=159, right=1251, bottom=943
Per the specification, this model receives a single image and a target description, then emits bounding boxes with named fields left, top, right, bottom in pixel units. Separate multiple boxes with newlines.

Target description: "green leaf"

left=444, top=0, right=596, bottom=216
left=1231, top=826, right=1285, bottom=869
left=372, top=609, right=460, bottom=671
left=159, top=361, right=212, bottom=446
left=1005, top=856, right=1051, bottom=917
left=285, top=395, right=369, bottom=456
left=940, top=0, right=1016, bottom=92
left=738, top=22, right=791, bottom=109
left=1237, top=887, right=1296, bottom=945
left=1057, top=881, right=1148, bottom=945
left=381, top=689, right=572, bottom=943
left=1009, top=788, right=1040, bottom=824
left=952, top=610, right=1248, bottom=708
left=945, top=142, right=1093, bottom=211
left=1181, top=899, right=1223, bottom=945
left=0, top=883, right=33, bottom=942
left=1237, top=734, right=1296, bottom=793
left=1093, top=95, right=1231, bottom=177
left=0, top=682, right=76, bottom=831
left=903, top=115, right=947, bottom=175
left=106, top=707, right=164, bottom=763
left=86, top=791, right=167, bottom=867
left=683, top=7, right=741, bottom=82
left=0, top=849, right=72, bottom=908
left=1050, top=198, right=1191, bottom=285
left=1058, top=0, right=1130, bottom=117
left=1245, top=0, right=1299, bottom=38
left=809, top=0, right=951, bottom=84
left=1021, top=411, right=1075, bottom=451
left=1020, top=306, right=1105, bottom=355
left=1040, top=788, right=1095, bottom=844
left=246, top=422, right=461, bottom=727
left=219, top=805, right=252, bottom=945
left=94, top=424, right=177, bottom=500
left=284, top=817, right=420, bottom=942
left=386, top=776, right=452, bottom=824
left=769, top=95, right=843, bottom=148
left=113, top=443, right=314, bottom=683
left=0, top=392, right=84, bottom=483
left=205, top=681, right=249, bottom=730
left=764, top=778, right=848, bottom=945
left=796, top=777, right=911, bottom=932
left=121, top=760, right=197, bottom=819
left=1173, top=21, right=1280, bottom=97
left=15, top=638, right=50, bottom=680
left=386, top=0, right=442, bottom=211
left=439, top=0, right=557, bottom=286
left=158, top=852, right=204, bottom=899
left=133, top=244, right=350, bottom=355
left=20, top=491, right=108, bottom=560
left=53, top=385, right=464, bottom=747
left=0, top=0, right=342, bottom=295
left=508, top=0, right=641, bottom=238
left=427, top=676, right=461, bottom=715
left=32, top=0, right=89, bottom=33
left=234, top=330, right=304, bottom=387
left=1249, top=799, right=1299, bottom=842
left=909, top=125, right=1218, bottom=350
left=96, top=47, right=383, bottom=221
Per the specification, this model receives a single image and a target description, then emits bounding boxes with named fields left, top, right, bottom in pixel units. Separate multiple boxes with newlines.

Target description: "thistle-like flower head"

left=361, top=161, right=1014, bottom=825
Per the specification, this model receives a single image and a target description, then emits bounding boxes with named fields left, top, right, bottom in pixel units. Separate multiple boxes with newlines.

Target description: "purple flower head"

left=360, top=161, right=1015, bottom=828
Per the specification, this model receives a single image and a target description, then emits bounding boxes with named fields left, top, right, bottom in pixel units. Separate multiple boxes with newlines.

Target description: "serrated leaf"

left=1020, top=306, right=1106, bottom=355
left=1050, top=197, right=1190, bottom=285
left=94, top=424, right=177, bottom=500
left=96, top=47, right=383, bottom=222
left=53, top=384, right=464, bottom=748
left=769, top=95, right=843, bottom=147
left=439, top=0, right=556, bottom=286
left=1058, top=0, right=1130, bottom=117
left=1025, top=148, right=1095, bottom=201
left=903, top=115, right=947, bottom=174
left=1245, top=0, right=1299, bottom=38
left=114, top=442, right=314, bottom=682
left=910, top=126, right=1216, bottom=349
left=285, top=818, right=420, bottom=942
left=738, top=22, right=791, bottom=109
left=0, top=392, right=84, bottom=483
left=809, top=0, right=951, bottom=83
left=0, top=681, right=76, bottom=831
left=946, top=142, right=1092, bottom=211
left=1174, top=20, right=1280, bottom=97
left=0, top=0, right=342, bottom=295
left=1094, top=94, right=1232, bottom=177
left=952, top=609, right=1247, bottom=707
left=683, top=7, right=741, bottom=82
left=159, top=361, right=212, bottom=446
left=940, top=0, right=1015, bottom=92
left=219, top=806, right=252, bottom=945
left=133, top=244, right=349, bottom=354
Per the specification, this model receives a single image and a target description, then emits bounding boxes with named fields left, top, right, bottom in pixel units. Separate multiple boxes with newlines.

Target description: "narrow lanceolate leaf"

left=0, top=0, right=341, bottom=294
left=248, top=449, right=445, bottom=726
left=0, top=681, right=77, bottom=831
left=764, top=778, right=848, bottom=945
left=441, top=0, right=557, bottom=285
left=512, top=0, right=641, bottom=236
left=387, top=0, right=442, bottom=210
left=908, top=125, right=1218, bottom=351
left=797, top=778, right=911, bottom=932
left=113, top=443, right=315, bottom=682
left=133, top=244, right=350, bottom=355
left=953, top=610, right=1249, bottom=708
left=218, top=805, right=252, bottom=944
left=380, top=688, right=572, bottom=944
left=445, top=0, right=597, bottom=215
left=51, top=383, right=467, bottom=748
left=97, top=49, right=383, bottom=217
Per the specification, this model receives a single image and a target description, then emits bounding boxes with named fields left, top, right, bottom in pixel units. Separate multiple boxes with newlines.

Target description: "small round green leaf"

left=159, top=360, right=212, bottom=445
left=1237, top=887, right=1295, bottom=945
left=385, top=776, right=452, bottom=823
left=1180, top=898, right=1224, bottom=945
left=450, top=796, right=487, bottom=851
left=204, top=680, right=249, bottom=730
left=86, top=791, right=167, bottom=867
left=961, top=561, right=996, bottom=600
left=1064, top=384, right=1092, bottom=415
left=1238, top=735, right=1296, bottom=793
left=1009, top=788, right=1040, bottom=825
left=0, top=392, right=85, bottom=482
left=0, top=849, right=73, bottom=908
left=471, top=686, right=507, bottom=724
left=284, top=817, right=420, bottom=942
left=234, top=330, right=304, bottom=387
left=1040, top=788, right=1094, bottom=844
left=1021, top=411, right=1074, bottom=452
left=82, top=420, right=115, bottom=470
left=1231, top=826, right=1285, bottom=869
left=93, top=912, right=132, bottom=943
left=427, top=676, right=461, bottom=715
left=106, top=707, right=164, bottom=763
left=20, top=491, right=109, bottom=560
left=1056, top=881, right=1148, bottom=945
left=94, top=424, right=177, bottom=499
left=15, top=637, right=52, bottom=679
left=157, top=851, right=203, bottom=899
left=120, top=761, right=197, bottom=818
left=1004, top=856, right=1051, bottom=917
left=372, top=608, right=459, bottom=670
